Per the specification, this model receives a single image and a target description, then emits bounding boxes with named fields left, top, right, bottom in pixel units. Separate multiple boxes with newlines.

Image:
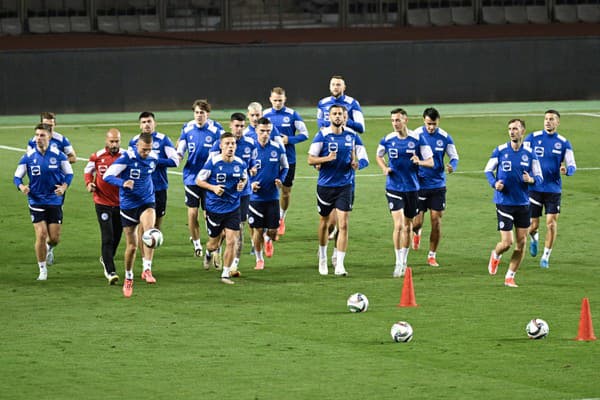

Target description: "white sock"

left=332, top=248, right=338, bottom=259
left=336, top=251, right=346, bottom=268
left=402, top=247, right=409, bottom=265
left=221, top=266, right=230, bottom=278
left=395, top=248, right=403, bottom=266
left=125, top=270, right=134, bottom=280
left=38, top=261, right=47, bottom=270
left=192, top=239, right=202, bottom=249
left=256, top=250, right=264, bottom=261
left=428, top=251, right=436, bottom=259
left=231, top=258, right=239, bottom=269
left=142, top=259, right=152, bottom=271
left=280, top=209, right=287, bottom=219
left=505, top=270, right=515, bottom=279
left=531, top=232, right=539, bottom=241
left=319, top=245, right=327, bottom=259
left=492, top=251, right=502, bottom=260
left=542, top=247, right=552, bottom=260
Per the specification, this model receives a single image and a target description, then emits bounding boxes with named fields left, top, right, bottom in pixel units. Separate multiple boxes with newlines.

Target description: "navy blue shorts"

left=120, top=203, right=155, bottom=227
left=29, top=204, right=63, bottom=224
left=248, top=200, right=280, bottom=229
left=282, top=163, right=296, bottom=187
left=239, top=194, right=250, bottom=222
left=155, top=189, right=167, bottom=218
left=386, top=189, right=419, bottom=218
left=206, top=209, right=241, bottom=238
left=185, top=184, right=206, bottom=210
left=417, top=187, right=446, bottom=212
left=529, top=191, right=561, bottom=217
left=496, top=204, right=531, bottom=231
left=316, top=184, right=353, bottom=217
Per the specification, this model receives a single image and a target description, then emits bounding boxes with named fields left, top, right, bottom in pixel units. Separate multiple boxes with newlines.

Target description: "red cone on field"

left=575, top=297, right=596, bottom=341
left=398, top=267, right=418, bottom=307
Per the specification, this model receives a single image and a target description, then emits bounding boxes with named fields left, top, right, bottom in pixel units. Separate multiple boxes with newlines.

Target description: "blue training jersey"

left=177, top=121, right=222, bottom=185
left=414, top=126, right=459, bottom=190
left=13, top=146, right=74, bottom=206
left=308, top=127, right=363, bottom=188
left=103, top=148, right=157, bottom=210
left=484, top=142, right=543, bottom=206
left=376, top=130, right=433, bottom=192
left=317, top=94, right=365, bottom=133
left=27, top=130, right=74, bottom=157
left=263, top=106, right=309, bottom=164
left=129, top=131, right=179, bottom=191
left=196, top=155, right=248, bottom=214
left=523, top=130, right=576, bottom=193
left=210, top=135, right=258, bottom=197
left=250, top=140, right=289, bottom=202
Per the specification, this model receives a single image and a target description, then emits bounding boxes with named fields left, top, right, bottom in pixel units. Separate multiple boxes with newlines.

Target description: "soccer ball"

left=142, top=228, right=163, bottom=249
left=390, top=321, right=413, bottom=343
left=347, top=293, right=369, bottom=313
left=526, top=318, right=549, bottom=339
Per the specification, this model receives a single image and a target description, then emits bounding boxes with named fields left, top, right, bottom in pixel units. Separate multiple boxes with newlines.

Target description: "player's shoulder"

left=49, top=146, right=63, bottom=157
left=383, top=132, right=398, bottom=142
left=154, top=131, right=167, bottom=141
left=25, top=147, right=37, bottom=157
left=319, top=127, right=334, bottom=137
left=130, top=133, right=141, bottom=143
left=51, top=131, right=66, bottom=142
left=343, top=94, right=357, bottom=105
left=207, top=123, right=220, bottom=134
left=437, top=128, right=451, bottom=138
left=318, top=96, right=332, bottom=106
left=269, top=140, right=285, bottom=151
left=263, top=107, right=274, bottom=115
left=125, top=148, right=136, bottom=159
left=94, top=148, right=108, bottom=158
left=412, top=126, right=426, bottom=135
left=556, top=133, right=569, bottom=143
left=233, top=155, right=246, bottom=165
left=497, top=143, right=508, bottom=152
left=531, top=130, right=544, bottom=137
left=408, top=129, right=422, bottom=141
left=241, top=135, right=255, bottom=146
left=183, top=122, right=196, bottom=133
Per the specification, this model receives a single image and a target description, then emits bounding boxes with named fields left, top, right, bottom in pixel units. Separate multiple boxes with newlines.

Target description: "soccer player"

left=484, top=119, right=543, bottom=288
left=411, top=107, right=459, bottom=268
left=523, top=110, right=577, bottom=268
left=177, top=99, right=223, bottom=260
left=103, top=132, right=158, bottom=298
left=129, top=112, right=179, bottom=283
left=308, top=104, right=367, bottom=276
left=14, top=123, right=73, bottom=280
left=27, top=112, right=77, bottom=164
left=263, top=87, right=309, bottom=237
left=84, top=128, right=124, bottom=284
left=244, top=102, right=283, bottom=145
left=196, top=132, right=248, bottom=285
left=376, top=108, right=433, bottom=277
left=317, top=75, right=365, bottom=133
left=248, top=118, right=289, bottom=270
left=209, top=113, right=258, bottom=274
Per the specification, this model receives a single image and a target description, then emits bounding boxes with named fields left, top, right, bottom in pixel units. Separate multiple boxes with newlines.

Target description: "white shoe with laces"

left=37, top=268, right=48, bottom=281
left=318, top=257, right=328, bottom=275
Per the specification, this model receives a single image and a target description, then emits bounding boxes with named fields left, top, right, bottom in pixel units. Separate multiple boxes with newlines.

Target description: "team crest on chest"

left=436, top=140, right=443, bottom=147
left=554, top=142, right=562, bottom=150
left=49, top=157, right=57, bottom=165
left=345, top=134, right=353, bottom=142
left=521, top=155, right=528, bottom=162
left=233, top=165, right=240, bottom=173
left=408, top=141, right=415, bottom=149
left=270, top=151, right=277, bottom=158
left=283, top=116, right=290, bottom=123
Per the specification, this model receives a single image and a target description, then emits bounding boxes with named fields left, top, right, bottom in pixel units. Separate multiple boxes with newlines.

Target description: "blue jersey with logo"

left=177, top=122, right=222, bottom=185
left=103, top=149, right=157, bottom=210
left=263, top=106, right=309, bottom=164
left=308, top=127, right=362, bottom=188
left=210, top=135, right=258, bottom=197
left=27, top=130, right=74, bottom=158
left=317, top=94, right=365, bottom=133
left=250, top=140, right=289, bottom=202
left=243, top=124, right=283, bottom=145
left=14, top=146, right=74, bottom=206
left=376, top=130, right=433, bottom=192
left=129, top=131, right=179, bottom=191
left=484, top=142, right=543, bottom=206
left=414, top=126, right=459, bottom=190
left=523, top=130, right=576, bottom=193
left=196, top=155, right=248, bottom=214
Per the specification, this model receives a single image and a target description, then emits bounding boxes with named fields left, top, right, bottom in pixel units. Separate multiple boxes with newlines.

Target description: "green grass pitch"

left=1, top=101, right=599, bottom=399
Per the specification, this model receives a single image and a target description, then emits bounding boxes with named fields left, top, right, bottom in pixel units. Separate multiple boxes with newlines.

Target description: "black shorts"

left=120, top=203, right=155, bottom=227
left=239, top=194, right=250, bottom=222
left=418, top=187, right=446, bottom=212
left=496, top=204, right=531, bottom=231
left=282, top=163, right=296, bottom=187
left=185, top=184, right=206, bottom=210
left=248, top=200, right=280, bottom=229
left=386, top=189, right=419, bottom=218
left=529, top=191, right=561, bottom=217
left=29, top=204, right=63, bottom=224
left=316, top=184, right=353, bottom=217
left=155, top=189, right=167, bottom=218
left=205, top=209, right=241, bottom=238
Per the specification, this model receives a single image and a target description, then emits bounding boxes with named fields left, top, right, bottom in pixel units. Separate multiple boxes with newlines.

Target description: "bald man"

left=84, top=128, right=124, bottom=285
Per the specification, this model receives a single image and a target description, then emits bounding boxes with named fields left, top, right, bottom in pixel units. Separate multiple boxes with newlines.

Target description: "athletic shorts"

left=417, top=187, right=446, bottom=212
left=316, top=184, right=353, bottom=217
left=496, top=204, right=530, bottom=231
left=386, top=189, right=419, bottom=218
left=239, top=194, right=250, bottom=222
left=206, top=209, right=241, bottom=238
left=155, top=189, right=167, bottom=218
left=29, top=204, right=63, bottom=224
left=120, top=203, right=155, bottom=227
left=184, top=184, right=206, bottom=210
left=248, top=200, right=280, bottom=229
left=529, top=191, right=561, bottom=217
left=282, top=163, right=296, bottom=187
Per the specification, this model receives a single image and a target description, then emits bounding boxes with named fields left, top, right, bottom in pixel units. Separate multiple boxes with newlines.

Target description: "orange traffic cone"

left=575, top=297, right=596, bottom=341
left=398, top=267, right=418, bottom=307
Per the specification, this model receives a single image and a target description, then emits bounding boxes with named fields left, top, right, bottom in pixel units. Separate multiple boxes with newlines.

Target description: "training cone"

left=398, top=267, right=418, bottom=307
left=575, top=297, right=596, bottom=341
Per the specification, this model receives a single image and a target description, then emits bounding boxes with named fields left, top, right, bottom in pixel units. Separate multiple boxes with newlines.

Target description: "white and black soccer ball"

left=390, top=321, right=413, bottom=343
left=142, top=228, right=163, bottom=249
left=347, top=293, right=369, bottom=313
left=526, top=318, right=549, bottom=339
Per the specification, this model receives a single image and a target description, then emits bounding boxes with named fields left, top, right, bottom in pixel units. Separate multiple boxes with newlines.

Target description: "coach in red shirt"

left=84, top=128, right=123, bottom=285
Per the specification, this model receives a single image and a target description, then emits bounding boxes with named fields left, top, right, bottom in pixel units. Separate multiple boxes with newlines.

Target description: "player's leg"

left=186, top=185, right=204, bottom=257
left=505, top=227, right=528, bottom=287
left=263, top=200, right=278, bottom=258
left=488, top=205, right=515, bottom=275
left=334, top=209, right=350, bottom=276
left=139, top=207, right=157, bottom=283
left=391, top=210, right=405, bottom=277
left=540, top=213, right=559, bottom=268
left=220, top=226, right=239, bottom=284
left=528, top=191, right=543, bottom=257
left=122, top=224, right=137, bottom=297
left=33, top=220, right=49, bottom=280
left=411, top=190, right=427, bottom=250
left=427, top=210, right=443, bottom=266
left=279, top=185, right=291, bottom=236
left=96, top=204, right=118, bottom=283
left=316, top=185, right=334, bottom=275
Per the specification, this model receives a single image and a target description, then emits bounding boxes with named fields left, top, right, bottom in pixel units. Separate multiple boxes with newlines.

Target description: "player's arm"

left=195, top=165, right=223, bottom=195
left=529, top=157, right=543, bottom=185
left=355, top=138, right=369, bottom=170
left=415, top=143, right=434, bottom=168
left=375, top=145, right=391, bottom=175
left=346, top=107, right=365, bottom=133
left=158, top=140, right=180, bottom=168
left=84, top=154, right=97, bottom=192
left=316, top=106, right=327, bottom=129
left=287, top=119, right=309, bottom=145
left=484, top=153, right=501, bottom=189
left=307, top=141, right=335, bottom=166
left=13, top=157, right=29, bottom=194
left=278, top=151, right=289, bottom=183
left=563, top=145, right=576, bottom=176
left=103, top=162, right=128, bottom=188
left=176, top=133, right=187, bottom=160
left=445, top=143, right=459, bottom=173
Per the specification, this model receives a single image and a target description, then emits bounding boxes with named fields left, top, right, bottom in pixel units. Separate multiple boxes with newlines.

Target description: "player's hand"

left=19, top=184, right=30, bottom=195
left=87, top=182, right=97, bottom=192
left=351, top=160, right=359, bottom=170
left=522, top=171, right=533, bottom=184
left=252, top=182, right=260, bottom=192
left=327, top=151, right=337, bottom=161
left=411, top=155, right=420, bottom=165
left=446, top=163, right=454, bottom=173
left=249, top=167, right=258, bottom=177
left=213, top=184, right=225, bottom=196
left=495, top=180, right=504, bottom=191
left=236, top=179, right=246, bottom=192
left=382, top=167, right=392, bottom=176
left=560, top=165, right=567, bottom=175
left=54, top=184, right=67, bottom=196
left=274, top=179, right=282, bottom=189
left=282, top=135, right=289, bottom=145
left=123, top=180, right=134, bottom=190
